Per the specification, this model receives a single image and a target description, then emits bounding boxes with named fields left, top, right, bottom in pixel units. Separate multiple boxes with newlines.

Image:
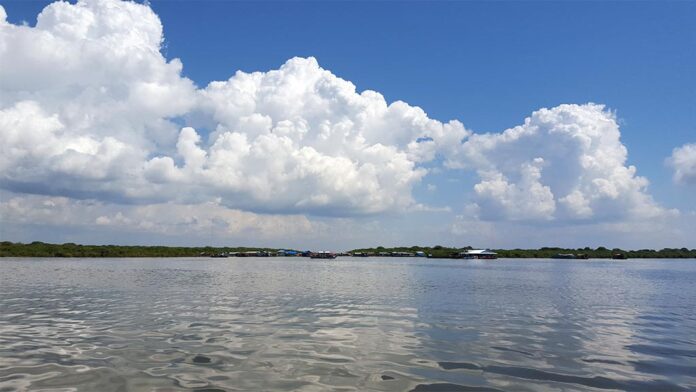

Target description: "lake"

left=1, top=257, right=695, bottom=391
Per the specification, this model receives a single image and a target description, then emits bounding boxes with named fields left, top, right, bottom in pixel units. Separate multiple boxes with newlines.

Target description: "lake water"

left=1, top=257, right=695, bottom=391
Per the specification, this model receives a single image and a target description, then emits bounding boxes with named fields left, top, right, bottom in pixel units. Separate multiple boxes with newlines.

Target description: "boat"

left=310, top=251, right=337, bottom=259
left=234, top=251, right=269, bottom=257
left=391, top=251, right=414, bottom=257
left=459, top=249, right=498, bottom=259
left=612, top=253, right=628, bottom=260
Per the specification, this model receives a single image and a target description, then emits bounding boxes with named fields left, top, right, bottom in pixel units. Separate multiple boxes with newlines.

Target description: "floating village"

left=206, top=249, right=632, bottom=260
left=208, top=249, right=500, bottom=259
left=7, top=242, right=673, bottom=258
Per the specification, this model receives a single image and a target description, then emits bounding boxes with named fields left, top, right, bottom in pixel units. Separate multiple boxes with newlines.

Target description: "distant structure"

left=310, top=251, right=337, bottom=259
left=551, top=253, right=589, bottom=259
left=277, top=249, right=300, bottom=257
left=459, top=249, right=498, bottom=259
left=390, top=251, right=414, bottom=257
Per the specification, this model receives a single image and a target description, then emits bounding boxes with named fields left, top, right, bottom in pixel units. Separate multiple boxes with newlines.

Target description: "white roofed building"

left=459, top=249, right=498, bottom=259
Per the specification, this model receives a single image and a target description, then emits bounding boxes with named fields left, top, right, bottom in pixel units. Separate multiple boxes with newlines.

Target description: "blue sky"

left=163, top=1, right=696, bottom=210
left=0, top=0, right=694, bottom=249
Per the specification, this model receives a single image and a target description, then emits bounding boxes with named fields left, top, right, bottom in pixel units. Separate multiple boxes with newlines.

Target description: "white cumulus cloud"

left=667, top=143, right=696, bottom=184
left=447, top=104, right=672, bottom=221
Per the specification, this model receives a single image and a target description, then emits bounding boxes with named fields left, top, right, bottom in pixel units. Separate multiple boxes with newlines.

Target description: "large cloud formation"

left=446, top=104, right=671, bottom=221
left=0, top=0, right=469, bottom=215
left=0, top=0, right=673, bottom=232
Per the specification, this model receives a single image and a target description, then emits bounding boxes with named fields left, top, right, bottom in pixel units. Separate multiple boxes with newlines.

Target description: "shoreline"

left=2, top=256, right=696, bottom=260
left=2, top=242, right=695, bottom=259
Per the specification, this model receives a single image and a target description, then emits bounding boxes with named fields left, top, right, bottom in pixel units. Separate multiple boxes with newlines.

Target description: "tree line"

left=1, top=242, right=695, bottom=259
left=349, top=245, right=696, bottom=259
left=0, top=241, right=281, bottom=258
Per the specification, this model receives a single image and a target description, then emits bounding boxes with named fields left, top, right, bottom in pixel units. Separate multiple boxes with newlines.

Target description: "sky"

left=0, top=0, right=694, bottom=250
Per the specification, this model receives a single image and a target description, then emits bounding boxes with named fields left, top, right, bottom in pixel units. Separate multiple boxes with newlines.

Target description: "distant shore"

left=1, top=241, right=695, bottom=259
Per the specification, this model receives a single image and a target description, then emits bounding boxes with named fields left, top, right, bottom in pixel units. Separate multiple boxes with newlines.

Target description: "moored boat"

left=551, top=253, right=577, bottom=259
left=458, top=249, right=498, bottom=259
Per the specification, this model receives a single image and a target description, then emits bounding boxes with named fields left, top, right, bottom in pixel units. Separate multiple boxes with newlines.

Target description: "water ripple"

left=1, top=257, right=696, bottom=391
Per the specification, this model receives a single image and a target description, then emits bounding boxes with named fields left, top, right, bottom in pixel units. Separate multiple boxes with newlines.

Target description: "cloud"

left=0, top=0, right=675, bottom=240
left=473, top=158, right=556, bottom=221
left=182, top=56, right=472, bottom=214
left=667, top=143, right=696, bottom=184
left=446, top=104, right=673, bottom=222
left=0, top=0, right=195, bottom=203
left=0, top=0, right=196, bottom=143
left=0, top=101, right=146, bottom=197
left=0, top=1, right=469, bottom=216
left=0, top=192, right=316, bottom=239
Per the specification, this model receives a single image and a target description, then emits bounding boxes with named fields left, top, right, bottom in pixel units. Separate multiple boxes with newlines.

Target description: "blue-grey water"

left=1, top=257, right=695, bottom=391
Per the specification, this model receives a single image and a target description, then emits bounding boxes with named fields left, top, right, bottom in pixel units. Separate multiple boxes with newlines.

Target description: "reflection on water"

left=1, top=257, right=695, bottom=391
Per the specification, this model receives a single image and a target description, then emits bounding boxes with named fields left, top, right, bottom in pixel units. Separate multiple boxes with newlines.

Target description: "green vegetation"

left=350, top=245, right=472, bottom=258
left=1, top=241, right=695, bottom=258
left=350, top=245, right=696, bottom=259
left=493, top=246, right=696, bottom=259
left=0, top=241, right=284, bottom=258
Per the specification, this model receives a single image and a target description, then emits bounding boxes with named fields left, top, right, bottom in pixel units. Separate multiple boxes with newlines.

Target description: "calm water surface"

left=1, top=257, right=695, bottom=391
